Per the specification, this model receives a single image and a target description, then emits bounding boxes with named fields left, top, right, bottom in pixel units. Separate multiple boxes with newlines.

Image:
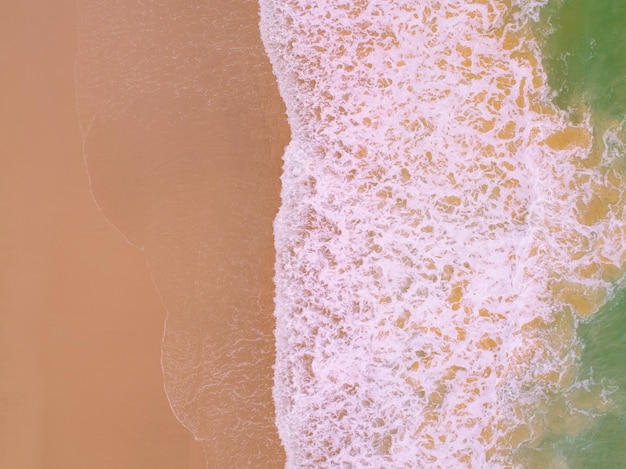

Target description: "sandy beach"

left=2, top=1, right=287, bottom=467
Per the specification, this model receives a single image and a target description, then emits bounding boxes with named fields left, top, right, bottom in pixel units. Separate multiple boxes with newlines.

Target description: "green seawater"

left=540, top=0, right=626, bottom=121
left=557, top=292, right=626, bottom=468
left=537, top=1, right=626, bottom=466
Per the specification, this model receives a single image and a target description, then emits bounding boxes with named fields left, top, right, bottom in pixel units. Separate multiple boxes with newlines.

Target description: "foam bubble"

left=261, top=0, right=626, bottom=466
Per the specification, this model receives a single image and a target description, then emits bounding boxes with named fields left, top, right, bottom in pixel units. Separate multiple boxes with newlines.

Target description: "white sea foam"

left=261, top=0, right=626, bottom=466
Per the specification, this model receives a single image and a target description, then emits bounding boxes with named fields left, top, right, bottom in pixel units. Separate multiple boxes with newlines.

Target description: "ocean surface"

left=261, top=0, right=626, bottom=467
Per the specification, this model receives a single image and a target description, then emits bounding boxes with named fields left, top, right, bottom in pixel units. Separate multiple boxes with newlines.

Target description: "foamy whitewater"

left=261, top=0, right=626, bottom=467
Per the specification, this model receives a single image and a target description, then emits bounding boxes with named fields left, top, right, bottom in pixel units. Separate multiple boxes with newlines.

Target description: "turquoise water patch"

left=540, top=0, right=626, bottom=121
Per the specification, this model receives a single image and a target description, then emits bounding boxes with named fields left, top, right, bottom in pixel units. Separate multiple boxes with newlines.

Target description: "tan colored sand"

left=0, top=1, right=205, bottom=467
left=74, top=0, right=290, bottom=467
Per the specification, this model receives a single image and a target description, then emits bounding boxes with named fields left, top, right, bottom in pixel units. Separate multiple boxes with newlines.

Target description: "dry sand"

left=2, top=0, right=287, bottom=467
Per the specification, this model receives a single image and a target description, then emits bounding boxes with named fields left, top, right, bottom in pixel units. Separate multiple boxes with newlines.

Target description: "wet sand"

left=74, top=0, right=290, bottom=467
left=1, top=1, right=208, bottom=468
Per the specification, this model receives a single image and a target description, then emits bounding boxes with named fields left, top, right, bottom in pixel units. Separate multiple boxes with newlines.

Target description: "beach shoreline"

left=2, top=0, right=290, bottom=467
left=75, top=0, right=290, bottom=467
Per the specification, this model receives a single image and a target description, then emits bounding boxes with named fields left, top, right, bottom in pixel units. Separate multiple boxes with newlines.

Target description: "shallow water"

left=262, top=0, right=626, bottom=466
left=538, top=1, right=626, bottom=466
left=540, top=0, right=626, bottom=121
left=553, top=291, right=626, bottom=468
